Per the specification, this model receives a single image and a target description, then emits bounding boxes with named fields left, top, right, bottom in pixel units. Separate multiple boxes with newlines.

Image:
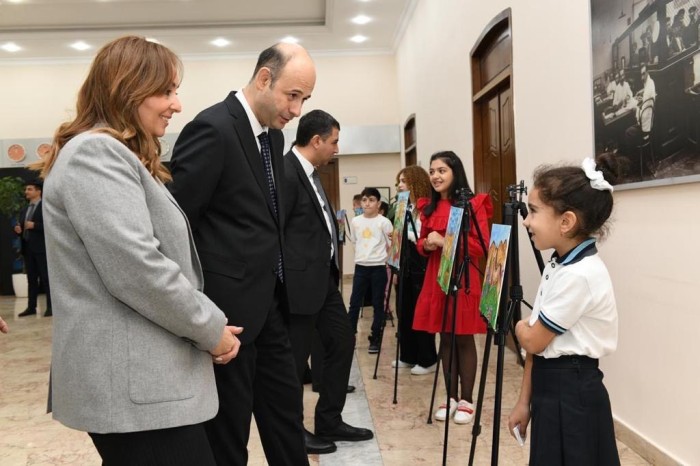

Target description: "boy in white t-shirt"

left=347, top=187, right=393, bottom=354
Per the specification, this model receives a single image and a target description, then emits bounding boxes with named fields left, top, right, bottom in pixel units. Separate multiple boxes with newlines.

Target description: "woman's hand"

left=424, top=231, right=445, bottom=251
left=210, top=326, right=243, bottom=364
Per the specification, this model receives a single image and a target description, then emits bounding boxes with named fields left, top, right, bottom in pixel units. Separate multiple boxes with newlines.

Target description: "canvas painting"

left=387, top=191, right=409, bottom=269
left=479, top=224, right=512, bottom=331
left=437, top=205, right=464, bottom=294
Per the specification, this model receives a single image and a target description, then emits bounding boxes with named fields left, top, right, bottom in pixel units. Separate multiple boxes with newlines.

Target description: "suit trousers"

left=288, top=273, right=355, bottom=432
left=205, top=282, right=308, bottom=466
left=24, top=248, right=51, bottom=311
left=88, top=423, right=216, bottom=466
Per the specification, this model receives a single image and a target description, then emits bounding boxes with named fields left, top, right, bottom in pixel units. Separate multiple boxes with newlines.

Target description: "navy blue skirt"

left=530, top=355, right=620, bottom=466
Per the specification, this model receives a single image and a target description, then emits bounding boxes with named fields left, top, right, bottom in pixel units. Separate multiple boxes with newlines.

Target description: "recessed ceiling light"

left=70, top=41, right=92, bottom=51
left=146, top=37, right=160, bottom=44
left=281, top=36, right=300, bottom=44
left=350, top=35, right=368, bottom=43
left=1, top=42, right=22, bottom=53
left=6, top=0, right=25, bottom=3
left=210, top=38, right=231, bottom=48
left=352, top=15, right=372, bottom=25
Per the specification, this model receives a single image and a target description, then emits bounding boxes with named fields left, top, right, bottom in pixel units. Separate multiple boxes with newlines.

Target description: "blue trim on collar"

left=553, top=238, right=597, bottom=265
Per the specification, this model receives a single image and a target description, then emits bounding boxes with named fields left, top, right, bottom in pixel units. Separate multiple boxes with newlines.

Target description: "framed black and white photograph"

left=591, top=0, right=700, bottom=188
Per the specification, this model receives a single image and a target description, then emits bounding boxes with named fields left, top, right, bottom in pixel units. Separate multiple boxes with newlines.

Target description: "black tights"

left=439, top=333, right=477, bottom=402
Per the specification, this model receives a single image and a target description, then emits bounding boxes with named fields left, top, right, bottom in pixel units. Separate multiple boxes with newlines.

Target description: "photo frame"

left=375, top=186, right=391, bottom=203
left=590, top=0, right=700, bottom=190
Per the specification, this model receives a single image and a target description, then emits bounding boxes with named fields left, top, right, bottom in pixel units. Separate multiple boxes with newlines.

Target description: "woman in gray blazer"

left=34, top=36, right=241, bottom=465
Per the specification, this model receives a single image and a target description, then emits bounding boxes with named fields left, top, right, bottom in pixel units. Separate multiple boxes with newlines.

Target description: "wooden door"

left=472, top=9, right=515, bottom=227
left=477, top=86, right=515, bottom=224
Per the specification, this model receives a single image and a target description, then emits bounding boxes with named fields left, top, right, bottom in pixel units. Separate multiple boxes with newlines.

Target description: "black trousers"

left=397, top=269, right=437, bottom=368
left=288, top=273, right=355, bottom=432
left=530, top=355, right=620, bottom=466
left=24, top=248, right=51, bottom=310
left=205, top=284, right=308, bottom=466
left=88, top=423, right=215, bottom=466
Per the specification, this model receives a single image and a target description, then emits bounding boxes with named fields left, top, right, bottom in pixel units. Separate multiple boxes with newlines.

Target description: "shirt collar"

left=235, top=88, right=266, bottom=137
left=291, top=146, right=315, bottom=178
left=552, top=238, right=597, bottom=265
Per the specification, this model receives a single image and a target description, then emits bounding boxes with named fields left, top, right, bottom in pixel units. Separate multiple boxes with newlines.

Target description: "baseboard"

left=614, top=418, right=683, bottom=465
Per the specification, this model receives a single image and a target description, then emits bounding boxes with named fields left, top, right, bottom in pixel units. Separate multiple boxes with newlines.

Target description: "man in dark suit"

left=15, top=179, right=51, bottom=317
left=169, top=43, right=315, bottom=466
left=283, top=110, right=374, bottom=452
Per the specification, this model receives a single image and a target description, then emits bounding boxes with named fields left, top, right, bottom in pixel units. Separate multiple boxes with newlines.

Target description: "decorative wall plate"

left=36, top=143, right=51, bottom=159
left=7, top=144, right=26, bottom=162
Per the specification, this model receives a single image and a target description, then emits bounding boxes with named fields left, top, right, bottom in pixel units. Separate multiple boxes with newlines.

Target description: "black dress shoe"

left=304, top=429, right=336, bottom=454
left=43, top=308, right=52, bottom=317
left=18, top=308, right=36, bottom=317
left=346, top=385, right=356, bottom=394
left=317, top=422, right=374, bottom=442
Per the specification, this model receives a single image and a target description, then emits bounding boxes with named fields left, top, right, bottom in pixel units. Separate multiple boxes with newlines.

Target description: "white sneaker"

left=434, top=398, right=457, bottom=421
left=410, top=362, right=437, bottom=375
left=391, top=360, right=413, bottom=369
left=453, top=400, right=475, bottom=424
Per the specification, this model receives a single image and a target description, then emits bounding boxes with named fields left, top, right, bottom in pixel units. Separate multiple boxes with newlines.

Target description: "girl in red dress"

left=413, top=151, right=492, bottom=424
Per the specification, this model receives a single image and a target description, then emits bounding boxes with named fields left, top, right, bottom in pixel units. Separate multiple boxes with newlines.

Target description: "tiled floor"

left=0, top=283, right=649, bottom=465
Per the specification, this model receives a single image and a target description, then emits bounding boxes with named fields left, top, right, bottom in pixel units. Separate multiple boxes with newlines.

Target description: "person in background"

left=347, top=187, right=393, bottom=354
left=0, top=316, right=8, bottom=334
left=35, top=35, right=240, bottom=465
left=15, top=180, right=51, bottom=317
left=413, top=151, right=492, bottom=425
left=508, top=154, right=620, bottom=465
left=391, top=165, right=438, bottom=376
left=352, top=194, right=363, bottom=216
left=283, top=109, right=373, bottom=453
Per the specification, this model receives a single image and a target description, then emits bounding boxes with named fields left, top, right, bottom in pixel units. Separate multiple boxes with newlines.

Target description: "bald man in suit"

left=170, top=43, right=315, bottom=466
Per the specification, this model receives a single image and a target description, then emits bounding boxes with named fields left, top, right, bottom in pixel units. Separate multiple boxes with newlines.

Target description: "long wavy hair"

left=396, top=165, right=431, bottom=206
left=33, top=36, right=182, bottom=183
left=423, top=151, right=472, bottom=216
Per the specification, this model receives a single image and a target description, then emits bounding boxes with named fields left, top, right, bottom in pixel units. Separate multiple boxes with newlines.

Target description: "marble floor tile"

left=0, top=283, right=650, bottom=465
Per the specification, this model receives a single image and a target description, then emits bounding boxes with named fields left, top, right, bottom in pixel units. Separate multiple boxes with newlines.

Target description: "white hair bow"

left=581, top=157, right=613, bottom=192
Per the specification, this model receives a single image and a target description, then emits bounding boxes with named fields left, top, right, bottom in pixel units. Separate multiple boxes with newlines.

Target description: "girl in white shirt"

left=508, top=153, right=621, bottom=465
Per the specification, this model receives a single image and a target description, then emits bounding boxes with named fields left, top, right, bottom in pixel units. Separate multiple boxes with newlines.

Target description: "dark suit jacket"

left=18, top=201, right=46, bottom=254
left=169, top=91, right=287, bottom=345
left=282, top=151, right=338, bottom=316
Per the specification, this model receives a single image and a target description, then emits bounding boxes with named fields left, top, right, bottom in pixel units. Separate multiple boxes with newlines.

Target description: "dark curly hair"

left=532, top=152, right=619, bottom=239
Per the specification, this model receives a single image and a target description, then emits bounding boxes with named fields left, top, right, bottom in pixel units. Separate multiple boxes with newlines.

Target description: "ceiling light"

left=210, top=38, right=230, bottom=48
left=352, top=15, right=372, bottom=25
left=281, top=36, right=299, bottom=44
left=1, top=42, right=22, bottom=53
left=70, top=41, right=91, bottom=51
left=145, top=37, right=160, bottom=44
left=350, top=35, right=368, bottom=43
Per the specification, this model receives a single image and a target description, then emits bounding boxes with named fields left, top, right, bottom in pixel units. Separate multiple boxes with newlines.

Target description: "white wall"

left=396, top=0, right=696, bottom=464
left=0, top=53, right=399, bottom=139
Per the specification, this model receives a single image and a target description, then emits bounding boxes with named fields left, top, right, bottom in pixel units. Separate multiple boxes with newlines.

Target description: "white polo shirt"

left=528, top=238, right=618, bottom=359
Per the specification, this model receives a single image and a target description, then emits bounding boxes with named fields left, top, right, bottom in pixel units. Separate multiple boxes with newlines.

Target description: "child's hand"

left=508, top=402, right=530, bottom=441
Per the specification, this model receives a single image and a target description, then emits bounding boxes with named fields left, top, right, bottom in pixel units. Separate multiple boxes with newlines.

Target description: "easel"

left=467, top=181, right=544, bottom=466
left=372, top=203, right=417, bottom=406
left=422, top=190, right=489, bottom=466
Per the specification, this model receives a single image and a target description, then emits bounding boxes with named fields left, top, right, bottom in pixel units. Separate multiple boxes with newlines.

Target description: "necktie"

left=312, top=170, right=339, bottom=269
left=257, top=132, right=284, bottom=282
left=23, top=203, right=36, bottom=240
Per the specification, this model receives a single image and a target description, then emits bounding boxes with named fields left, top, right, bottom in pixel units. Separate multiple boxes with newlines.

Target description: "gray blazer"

left=43, top=132, right=227, bottom=433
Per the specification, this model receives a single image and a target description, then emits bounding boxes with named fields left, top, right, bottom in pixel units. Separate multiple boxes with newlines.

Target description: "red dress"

left=412, top=195, right=492, bottom=335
